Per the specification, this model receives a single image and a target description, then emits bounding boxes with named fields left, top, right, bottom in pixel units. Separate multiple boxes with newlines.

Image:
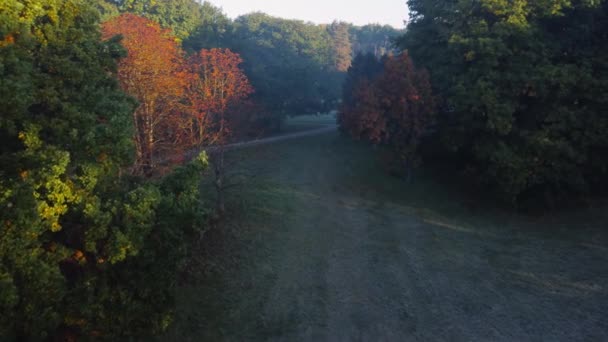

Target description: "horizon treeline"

left=95, top=0, right=403, bottom=129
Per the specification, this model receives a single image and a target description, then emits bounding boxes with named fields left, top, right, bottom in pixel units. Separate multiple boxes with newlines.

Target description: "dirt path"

left=166, top=132, right=608, bottom=341
left=187, top=124, right=338, bottom=157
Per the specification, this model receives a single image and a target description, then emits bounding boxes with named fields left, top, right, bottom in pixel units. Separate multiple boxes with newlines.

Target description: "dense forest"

left=0, top=0, right=399, bottom=339
left=340, top=0, right=608, bottom=206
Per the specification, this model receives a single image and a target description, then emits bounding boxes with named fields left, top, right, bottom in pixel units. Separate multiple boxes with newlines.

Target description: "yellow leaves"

left=19, top=170, right=29, bottom=180
left=51, top=222, right=61, bottom=232
left=18, top=125, right=43, bottom=150
left=465, top=51, right=476, bottom=62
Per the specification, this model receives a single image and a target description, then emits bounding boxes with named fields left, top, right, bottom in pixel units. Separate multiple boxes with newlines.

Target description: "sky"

left=205, top=0, right=408, bottom=28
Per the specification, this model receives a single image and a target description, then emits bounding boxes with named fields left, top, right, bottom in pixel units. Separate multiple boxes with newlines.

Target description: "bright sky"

left=205, top=0, right=408, bottom=28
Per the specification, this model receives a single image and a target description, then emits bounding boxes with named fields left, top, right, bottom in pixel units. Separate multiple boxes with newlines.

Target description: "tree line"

left=340, top=0, right=608, bottom=207
left=95, top=0, right=402, bottom=131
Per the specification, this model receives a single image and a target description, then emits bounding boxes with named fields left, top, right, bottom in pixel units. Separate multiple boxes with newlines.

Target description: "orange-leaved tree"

left=340, top=52, right=435, bottom=180
left=184, top=48, right=253, bottom=214
left=102, top=13, right=187, bottom=175
left=377, top=53, right=435, bottom=176
left=184, top=48, right=253, bottom=147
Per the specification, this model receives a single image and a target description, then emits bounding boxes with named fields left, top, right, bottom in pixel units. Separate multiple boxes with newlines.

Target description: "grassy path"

left=163, top=130, right=608, bottom=341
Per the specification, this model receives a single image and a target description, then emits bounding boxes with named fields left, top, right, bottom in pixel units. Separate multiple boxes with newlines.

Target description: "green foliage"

left=100, top=0, right=216, bottom=40
left=0, top=0, right=208, bottom=339
left=400, top=0, right=608, bottom=203
left=224, top=13, right=338, bottom=118
left=350, top=24, right=403, bottom=58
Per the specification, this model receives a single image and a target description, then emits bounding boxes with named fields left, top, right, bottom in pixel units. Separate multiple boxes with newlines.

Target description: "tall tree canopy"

left=102, top=13, right=187, bottom=175
left=97, top=0, right=208, bottom=39
left=399, top=0, right=608, bottom=203
left=0, top=1, right=207, bottom=339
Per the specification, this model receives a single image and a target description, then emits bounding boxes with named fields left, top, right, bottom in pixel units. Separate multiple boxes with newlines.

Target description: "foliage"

left=400, top=0, right=608, bottom=203
left=102, top=13, right=187, bottom=175
left=340, top=53, right=436, bottom=175
left=225, top=13, right=337, bottom=118
left=97, top=0, right=210, bottom=40
left=183, top=48, right=254, bottom=147
left=350, top=24, right=403, bottom=58
left=0, top=1, right=207, bottom=339
left=328, top=21, right=353, bottom=72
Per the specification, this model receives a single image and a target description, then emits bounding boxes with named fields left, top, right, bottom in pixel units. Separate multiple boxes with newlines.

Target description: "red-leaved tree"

left=102, top=14, right=186, bottom=175
left=340, top=52, right=435, bottom=179
left=183, top=49, right=253, bottom=147
left=184, top=48, right=253, bottom=214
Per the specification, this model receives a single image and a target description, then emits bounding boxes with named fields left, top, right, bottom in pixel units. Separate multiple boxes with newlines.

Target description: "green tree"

left=0, top=0, right=207, bottom=339
left=400, top=0, right=608, bottom=204
left=98, top=0, right=207, bottom=39
left=351, top=24, right=402, bottom=58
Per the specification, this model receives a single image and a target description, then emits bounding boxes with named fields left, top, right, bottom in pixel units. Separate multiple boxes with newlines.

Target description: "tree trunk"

left=214, top=148, right=225, bottom=216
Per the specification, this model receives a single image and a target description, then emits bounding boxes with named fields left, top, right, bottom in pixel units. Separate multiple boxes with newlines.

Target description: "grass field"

left=281, top=113, right=337, bottom=134
left=162, top=128, right=608, bottom=341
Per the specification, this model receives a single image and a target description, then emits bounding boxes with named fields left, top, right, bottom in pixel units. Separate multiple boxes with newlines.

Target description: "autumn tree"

left=102, top=14, right=187, bottom=175
left=185, top=48, right=253, bottom=213
left=340, top=53, right=435, bottom=179
left=184, top=49, right=253, bottom=146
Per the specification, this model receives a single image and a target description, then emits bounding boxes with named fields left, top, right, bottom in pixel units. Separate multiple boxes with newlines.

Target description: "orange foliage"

left=340, top=53, right=435, bottom=169
left=183, top=49, right=253, bottom=147
left=102, top=14, right=186, bottom=175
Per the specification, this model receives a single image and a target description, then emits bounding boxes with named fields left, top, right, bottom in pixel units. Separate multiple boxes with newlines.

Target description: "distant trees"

left=224, top=13, right=336, bottom=119
left=328, top=21, right=353, bottom=72
left=182, top=11, right=402, bottom=131
left=340, top=53, right=435, bottom=178
left=97, top=0, right=207, bottom=39
left=94, top=1, right=402, bottom=133
left=399, top=0, right=608, bottom=203
left=350, top=24, right=402, bottom=58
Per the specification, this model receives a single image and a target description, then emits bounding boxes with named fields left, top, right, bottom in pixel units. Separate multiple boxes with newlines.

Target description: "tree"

left=340, top=53, right=435, bottom=179
left=102, top=13, right=187, bottom=175
left=350, top=24, right=402, bottom=58
left=220, top=13, right=338, bottom=124
left=184, top=48, right=253, bottom=214
left=376, top=53, right=435, bottom=178
left=328, top=21, right=353, bottom=71
left=1, top=2, right=209, bottom=339
left=98, top=0, right=206, bottom=39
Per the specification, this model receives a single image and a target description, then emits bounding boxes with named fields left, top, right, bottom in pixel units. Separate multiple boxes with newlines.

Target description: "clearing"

left=163, top=116, right=608, bottom=341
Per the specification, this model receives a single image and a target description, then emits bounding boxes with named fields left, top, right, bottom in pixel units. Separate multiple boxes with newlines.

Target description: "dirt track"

left=166, top=131, right=608, bottom=341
